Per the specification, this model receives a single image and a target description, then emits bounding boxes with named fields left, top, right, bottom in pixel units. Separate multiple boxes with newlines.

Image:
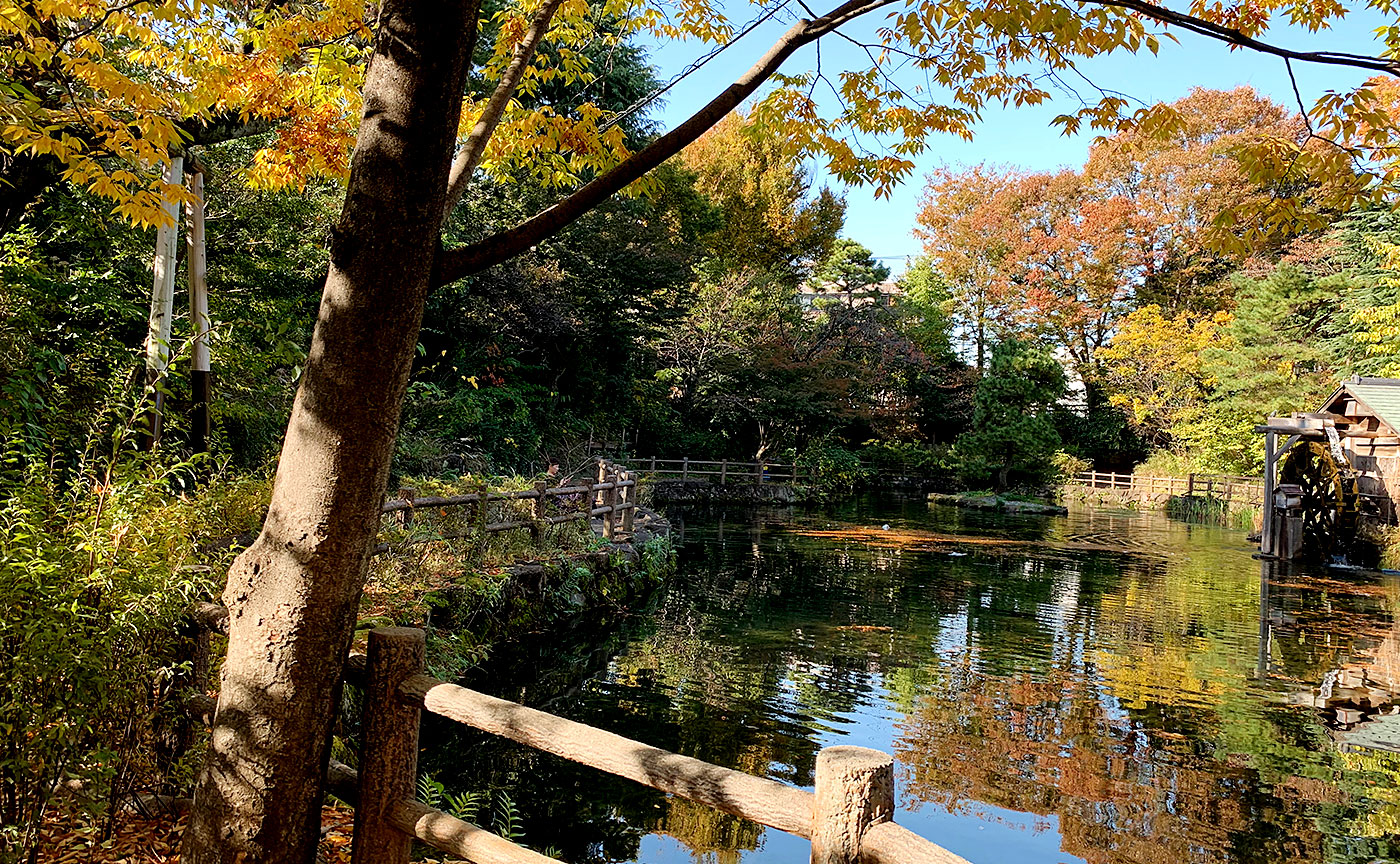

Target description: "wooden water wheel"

left=1278, top=440, right=1360, bottom=561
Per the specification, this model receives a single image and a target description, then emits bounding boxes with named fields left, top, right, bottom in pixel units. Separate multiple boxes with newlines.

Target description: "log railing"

left=344, top=627, right=970, bottom=864
left=1068, top=471, right=1265, bottom=506
left=380, top=457, right=638, bottom=547
left=185, top=459, right=640, bottom=683
left=639, top=457, right=802, bottom=484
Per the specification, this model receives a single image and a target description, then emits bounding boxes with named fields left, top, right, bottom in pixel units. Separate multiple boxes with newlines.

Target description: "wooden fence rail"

left=347, top=627, right=970, bottom=864
left=639, top=457, right=803, bottom=484
left=378, top=457, right=638, bottom=548
left=1067, top=471, right=1266, bottom=506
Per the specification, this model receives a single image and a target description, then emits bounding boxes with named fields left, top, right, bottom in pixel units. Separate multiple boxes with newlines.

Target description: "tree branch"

left=442, top=0, right=565, bottom=222
left=433, top=0, right=1394, bottom=287
left=432, top=0, right=897, bottom=286
left=1086, top=0, right=1400, bottom=75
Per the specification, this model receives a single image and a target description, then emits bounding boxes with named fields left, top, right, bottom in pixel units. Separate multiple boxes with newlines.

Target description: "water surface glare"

left=424, top=497, right=1400, bottom=864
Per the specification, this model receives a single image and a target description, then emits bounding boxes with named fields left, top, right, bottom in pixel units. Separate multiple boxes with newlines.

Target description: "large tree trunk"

left=181, top=0, right=474, bottom=860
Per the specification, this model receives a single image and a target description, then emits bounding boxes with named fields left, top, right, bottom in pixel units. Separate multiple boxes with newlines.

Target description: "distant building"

left=795, top=278, right=903, bottom=313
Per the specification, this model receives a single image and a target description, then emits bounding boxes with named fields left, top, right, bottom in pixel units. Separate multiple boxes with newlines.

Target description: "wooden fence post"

left=1187, top=473, right=1195, bottom=496
left=810, top=746, right=894, bottom=864
left=649, top=455, right=657, bottom=475
left=531, top=479, right=549, bottom=541
left=398, top=485, right=417, bottom=529
left=609, top=465, right=620, bottom=537
left=621, top=471, right=635, bottom=533
left=720, top=459, right=728, bottom=485
left=352, top=627, right=425, bottom=864
left=603, top=463, right=616, bottom=541
left=682, top=457, right=689, bottom=481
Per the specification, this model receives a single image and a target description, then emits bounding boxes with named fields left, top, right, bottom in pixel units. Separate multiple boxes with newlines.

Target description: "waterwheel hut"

left=1257, top=376, right=1400, bottom=560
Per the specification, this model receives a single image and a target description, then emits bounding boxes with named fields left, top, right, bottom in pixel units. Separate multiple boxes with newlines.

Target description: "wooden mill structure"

left=1257, top=377, right=1400, bottom=560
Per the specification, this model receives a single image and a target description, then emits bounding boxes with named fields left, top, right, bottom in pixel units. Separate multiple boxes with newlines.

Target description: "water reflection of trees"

left=417, top=516, right=926, bottom=862
left=426, top=508, right=1400, bottom=864
left=896, top=552, right=1400, bottom=864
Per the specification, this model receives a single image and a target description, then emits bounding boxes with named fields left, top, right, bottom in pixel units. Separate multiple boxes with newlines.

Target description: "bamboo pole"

left=187, top=167, right=211, bottom=453
left=140, top=156, right=184, bottom=450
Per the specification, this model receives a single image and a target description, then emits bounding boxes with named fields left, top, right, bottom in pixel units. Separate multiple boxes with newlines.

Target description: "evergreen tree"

left=959, top=339, right=1067, bottom=489
left=811, top=238, right=891, bottom=301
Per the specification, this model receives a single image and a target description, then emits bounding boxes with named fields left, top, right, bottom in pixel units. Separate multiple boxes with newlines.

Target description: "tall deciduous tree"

left=919, top=89, right=1341, bottom=391
left=679, top=110, right=845, bottom=279
left=997, top=170, right=1141, bottom=399
left=915, top=164, right=1025, bottom=370
left=1084, top=86, right=1320, bottom=312
left=181, top=0, right=477, bottom=858
left=919, top=166, right=1142, bottom=392
left=1099, top=304, right=1233, bottom=443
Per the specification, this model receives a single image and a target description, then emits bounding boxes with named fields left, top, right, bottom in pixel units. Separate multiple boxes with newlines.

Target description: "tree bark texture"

left=181, top=0, right=475, bottom=859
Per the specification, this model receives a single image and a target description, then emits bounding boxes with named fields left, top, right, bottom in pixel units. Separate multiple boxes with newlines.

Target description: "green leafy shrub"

left=795, top=440, right=873, bottom=500
left=1050, top=450, right=1091, bottom=483
left=858, top=440, right=951, bottom=477
left=0, top=449, right=259, bottom=860
left=1132, top=449, right=1208, bottom=478
left=957, top=339, right=1067, bottom=491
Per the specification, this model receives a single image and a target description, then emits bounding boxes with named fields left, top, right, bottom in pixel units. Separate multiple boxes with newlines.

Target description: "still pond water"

left=423, top=496, right=1400, bottom=864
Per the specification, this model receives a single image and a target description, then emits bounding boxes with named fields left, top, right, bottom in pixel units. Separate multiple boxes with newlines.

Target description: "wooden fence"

left=1068, top=471, right=1265, bottom=506
left=640, top=457, right=803, bottom=484
left=380, top=457, right=638, bottom=547
left=183, top=459, right=646, bottom=723
left=337, top=626, right=970, bottom=864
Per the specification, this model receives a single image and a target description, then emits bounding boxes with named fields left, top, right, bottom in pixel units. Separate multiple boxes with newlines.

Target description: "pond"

left=419, top=495, right=1400, bottom=864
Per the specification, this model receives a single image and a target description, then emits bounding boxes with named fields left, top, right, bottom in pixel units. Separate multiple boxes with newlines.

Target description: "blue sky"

left=637, top=4, right=1389, bottom=272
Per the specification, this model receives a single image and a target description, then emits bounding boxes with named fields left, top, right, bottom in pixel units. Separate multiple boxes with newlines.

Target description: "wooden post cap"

left=810, top=746, right=895, bottom=864
left=370, top=625, right=426, bottom=644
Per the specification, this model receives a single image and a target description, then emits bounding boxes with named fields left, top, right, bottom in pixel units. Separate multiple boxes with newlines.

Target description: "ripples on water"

left=420, top=496, right=1400, bottom=864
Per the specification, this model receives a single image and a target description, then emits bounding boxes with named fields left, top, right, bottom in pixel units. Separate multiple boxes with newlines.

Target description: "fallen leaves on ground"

left=37, top=802, right=362, bottom=864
